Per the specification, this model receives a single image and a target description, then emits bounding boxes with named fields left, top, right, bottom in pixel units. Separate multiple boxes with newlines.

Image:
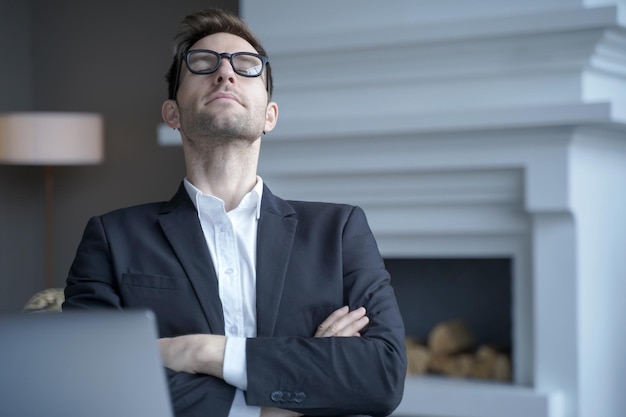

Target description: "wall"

left=0, top=0, right=40, bottom=311
left=0, top=0, right=238, bottom=311
left=241, top=1, right=626, bottom=416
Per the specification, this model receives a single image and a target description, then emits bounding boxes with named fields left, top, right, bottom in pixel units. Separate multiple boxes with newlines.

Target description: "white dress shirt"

left=184, top=177, right=263, bottom=417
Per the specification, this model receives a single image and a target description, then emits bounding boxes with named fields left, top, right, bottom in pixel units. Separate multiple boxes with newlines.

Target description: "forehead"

left=189, top=32, right=258, bottom=54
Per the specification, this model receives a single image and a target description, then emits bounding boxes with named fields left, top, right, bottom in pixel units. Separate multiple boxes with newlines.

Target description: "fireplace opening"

left=386, top=257, right=513, bottom=381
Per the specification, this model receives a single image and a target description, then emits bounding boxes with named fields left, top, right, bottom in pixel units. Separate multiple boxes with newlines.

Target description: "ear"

left=263, top=101, right=279, bottom=133
left=161, top=100, right=180, bottom=129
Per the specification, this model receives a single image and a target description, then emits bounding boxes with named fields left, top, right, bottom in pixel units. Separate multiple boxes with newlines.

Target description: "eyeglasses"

left=171, top=49, right=269, bottom=99
left=184, top=49, right=268, bottom=76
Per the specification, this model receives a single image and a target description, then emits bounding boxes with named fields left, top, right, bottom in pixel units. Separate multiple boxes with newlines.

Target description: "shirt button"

left=229, top=325, right=238, bottom=334
left=224, top=268, right=234, bottom=275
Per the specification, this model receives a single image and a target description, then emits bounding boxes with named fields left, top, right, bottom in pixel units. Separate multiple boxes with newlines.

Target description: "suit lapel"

left=255, top=185, right=297, bottom=337
left=159, top=184, right=225, bottom=335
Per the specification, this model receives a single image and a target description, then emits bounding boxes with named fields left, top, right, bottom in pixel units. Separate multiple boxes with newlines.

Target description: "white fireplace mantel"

left=239, top=2, right=626, bottom=417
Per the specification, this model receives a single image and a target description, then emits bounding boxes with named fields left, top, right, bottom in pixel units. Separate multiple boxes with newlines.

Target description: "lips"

left=208, top=91, right=240, bottom=104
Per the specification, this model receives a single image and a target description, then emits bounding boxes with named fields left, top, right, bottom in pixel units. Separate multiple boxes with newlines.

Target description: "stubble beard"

left=179, top=104, right=264, bottom=150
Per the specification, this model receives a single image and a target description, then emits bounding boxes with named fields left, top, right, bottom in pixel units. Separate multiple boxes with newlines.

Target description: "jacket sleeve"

left=245, top=206, right=407, bottom=416
left=63, top=215, right=124, bottom=310
left=63, top=215, right=236, bottom=417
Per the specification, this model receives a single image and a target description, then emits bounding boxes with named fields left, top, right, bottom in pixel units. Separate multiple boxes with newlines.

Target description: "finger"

left=341, top=314, right=369, bottom=337
left=332, top=313, right=369, bottom=337
left=316, top=307, right=368, bottom=337
left=315, top=306, right=349, bottom=337
left=335, top=306, right=366, bottom=333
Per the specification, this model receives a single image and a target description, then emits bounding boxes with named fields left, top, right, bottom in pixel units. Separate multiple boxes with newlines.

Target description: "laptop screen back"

left=0, top=310, right=173, bottom=417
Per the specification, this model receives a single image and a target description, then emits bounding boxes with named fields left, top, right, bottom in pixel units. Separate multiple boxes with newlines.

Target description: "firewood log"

left=429, top=352, right=474, bottom=378
left=428, top=319, right=475, bottom=355
left=492, top=353, right=512, bottom=381
left=405, top=338, right=431, bottom=375
left=428, top=352, right=449, bottom=374
left=471, top=345, right=512, bottom=381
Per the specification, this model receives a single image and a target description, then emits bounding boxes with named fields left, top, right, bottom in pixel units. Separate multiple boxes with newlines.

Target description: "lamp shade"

left=0, top=112, right=104, bottom=165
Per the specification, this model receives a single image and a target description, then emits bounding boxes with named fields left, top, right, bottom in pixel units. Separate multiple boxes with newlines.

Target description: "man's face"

left=172, top=32, right=276, bottom=145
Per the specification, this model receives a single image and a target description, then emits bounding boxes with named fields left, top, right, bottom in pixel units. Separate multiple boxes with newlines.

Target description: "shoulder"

left=286, top=199, right=363, bottom=221
left=286, top=199, right=354, bottom=212
left=99, top=201, right=166, bottom=221
left=262, top=183, right=354, bottom=213
left=96, top=182, right=191, bottom=222
left=81, top=202, right=170, bottom=236
left=261, top=184, right=364, bottom=221
left=107, top=201, right=166, bottom=214
left=278, top=198, right=370, bottom=232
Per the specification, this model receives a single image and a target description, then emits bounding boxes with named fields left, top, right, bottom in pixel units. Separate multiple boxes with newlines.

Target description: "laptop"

left=0, top=310, right=174, bottom=417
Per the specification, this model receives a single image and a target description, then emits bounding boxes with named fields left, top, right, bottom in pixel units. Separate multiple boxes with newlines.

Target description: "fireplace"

left=388, top=257, right=513, bottom=353
left=256, top=129, right=566, bottom=417
left=256, top=145, right=545, bottom=410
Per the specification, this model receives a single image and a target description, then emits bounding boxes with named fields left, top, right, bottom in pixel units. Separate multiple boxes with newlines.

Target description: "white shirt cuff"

left=223, top=337, right=248, bottom=391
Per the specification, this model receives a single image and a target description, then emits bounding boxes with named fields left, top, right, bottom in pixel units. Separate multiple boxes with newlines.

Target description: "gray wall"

left=0, top=0, right=238, bottom=311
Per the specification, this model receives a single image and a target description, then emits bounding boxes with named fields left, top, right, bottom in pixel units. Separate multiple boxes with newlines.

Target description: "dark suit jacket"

left=63, top=183, right=406, bottom=417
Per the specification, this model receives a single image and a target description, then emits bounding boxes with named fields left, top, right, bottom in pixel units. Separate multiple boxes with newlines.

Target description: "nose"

left=213, top=57, right=236, bottom=86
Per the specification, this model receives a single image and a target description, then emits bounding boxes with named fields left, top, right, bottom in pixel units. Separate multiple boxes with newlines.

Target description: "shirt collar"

left=183, top=176, right=264, bottom=220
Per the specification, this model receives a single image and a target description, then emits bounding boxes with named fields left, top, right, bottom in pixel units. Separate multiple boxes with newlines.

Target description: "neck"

left=183, top=139, right=260, bottom=211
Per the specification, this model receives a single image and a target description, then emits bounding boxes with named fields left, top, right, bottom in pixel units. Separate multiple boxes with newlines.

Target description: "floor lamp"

left=0, top=112, right=104, bottom=289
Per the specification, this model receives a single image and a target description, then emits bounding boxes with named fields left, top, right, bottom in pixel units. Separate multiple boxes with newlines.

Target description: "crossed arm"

left=158, top=306, right=369, bottom=416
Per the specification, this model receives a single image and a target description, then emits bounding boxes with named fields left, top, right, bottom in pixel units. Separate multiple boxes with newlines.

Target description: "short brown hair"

left=165, top=8, right=273, bottom=100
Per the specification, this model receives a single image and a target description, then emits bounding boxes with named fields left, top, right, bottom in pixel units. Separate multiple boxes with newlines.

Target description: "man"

left=63, top=8, right=406, bottom=417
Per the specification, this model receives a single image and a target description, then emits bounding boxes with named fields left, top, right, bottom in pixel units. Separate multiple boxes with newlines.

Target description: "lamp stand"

left=0, top=112, right=104, bottom=289
left=44, top=165, right=55, bottom=288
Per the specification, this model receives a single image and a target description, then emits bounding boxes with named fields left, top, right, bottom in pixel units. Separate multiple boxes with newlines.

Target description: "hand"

left=315, top=306, right=369, bottom=337
left=158, top=334, right=226, bottom=377
left=260, top=407, right=304, bottom=417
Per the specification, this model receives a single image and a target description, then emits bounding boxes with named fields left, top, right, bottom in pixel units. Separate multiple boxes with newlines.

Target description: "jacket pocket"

left=122, top=273, right=188, bottom=290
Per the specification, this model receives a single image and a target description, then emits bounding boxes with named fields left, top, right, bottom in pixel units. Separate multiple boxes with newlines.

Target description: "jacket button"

left=270, top=391, right=283, bottom=402
left=284, top=391, right=293, bottom=402
left=294, top=391, right=306, bottom=403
